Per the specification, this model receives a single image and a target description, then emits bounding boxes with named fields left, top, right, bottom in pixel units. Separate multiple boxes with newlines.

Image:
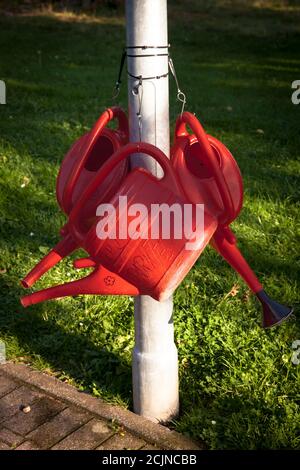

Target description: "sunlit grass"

left=0, top=0, right=299, bottom=449
left=2, top=2, right=125, bottom=26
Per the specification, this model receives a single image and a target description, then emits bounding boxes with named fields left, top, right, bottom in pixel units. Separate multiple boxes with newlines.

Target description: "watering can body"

left=76, top=168, right=217, bottom=301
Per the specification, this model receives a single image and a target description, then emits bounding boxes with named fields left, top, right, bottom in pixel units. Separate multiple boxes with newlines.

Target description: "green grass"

left=0, top=0, right=299, bottom=449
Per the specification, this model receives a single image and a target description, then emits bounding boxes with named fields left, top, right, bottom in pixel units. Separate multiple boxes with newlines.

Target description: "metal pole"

left=126, top=0, right=179, bottom=423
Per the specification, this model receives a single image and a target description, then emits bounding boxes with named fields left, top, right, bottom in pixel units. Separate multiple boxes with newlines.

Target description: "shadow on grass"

left=0, top=273, right=133, bottom=406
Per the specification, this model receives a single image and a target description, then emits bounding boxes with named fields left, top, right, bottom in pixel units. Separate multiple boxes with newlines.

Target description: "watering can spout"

left=256, top=290, right=293, bottom=328
left=212, top=226, right=293, bottom=328
left=21, top=234, right=78, bottom=288
left=20, top=265, right=140, bottom=307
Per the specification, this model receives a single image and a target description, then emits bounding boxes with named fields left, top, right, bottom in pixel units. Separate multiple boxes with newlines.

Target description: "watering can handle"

left=63, top=106, right=129, bottom=213
left=69, top=142, right=181, bottom=242
left=175, top=112, right=235, bottom=223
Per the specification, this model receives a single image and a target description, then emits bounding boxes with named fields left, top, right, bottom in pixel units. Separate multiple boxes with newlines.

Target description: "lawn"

left=0, top=0, right=299, bottom=449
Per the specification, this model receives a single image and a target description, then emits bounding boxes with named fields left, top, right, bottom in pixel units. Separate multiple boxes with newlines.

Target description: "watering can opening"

left=84, top=135, right=115, bottom=172
left=185, top=140, right=222, bottom=179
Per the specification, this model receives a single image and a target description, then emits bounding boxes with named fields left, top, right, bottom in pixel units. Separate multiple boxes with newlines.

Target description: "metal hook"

left=168, top=56, right=187, bottom=115
left=112, top=82, right=121, bottom=101
left=177, top=90, right=186, bottom=116
left=132, top=76, right=142, bottom=96
left=131, top=77, right=143, bottom=142
left=112, top=49, right=127, bottom=101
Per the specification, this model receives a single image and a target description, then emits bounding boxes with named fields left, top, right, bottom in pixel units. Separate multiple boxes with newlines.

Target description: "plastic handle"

left=69, top=141, right=181, bottom=242
left=175, top=112, right=235, bottom=223
left=63, top=107, right=129, bottom=212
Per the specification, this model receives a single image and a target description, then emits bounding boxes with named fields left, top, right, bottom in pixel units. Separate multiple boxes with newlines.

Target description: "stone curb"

left=0, top=362, right=202, bottom=450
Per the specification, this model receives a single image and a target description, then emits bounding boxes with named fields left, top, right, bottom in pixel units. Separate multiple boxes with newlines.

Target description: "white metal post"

left=126, top=0, right=179, bottom=423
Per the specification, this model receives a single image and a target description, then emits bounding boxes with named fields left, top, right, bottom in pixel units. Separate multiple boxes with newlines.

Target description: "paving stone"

left=0, top=441, right=11, bottom=450
left=16, top=440, right=40, bottom=450
left=96, top=431, right=145, bottom=450
left=0, top=427, right=23, bottom=447
left=3, top=396, right=66, bottom=436
left=1, top=363, right=202, bottom=450
left=52, top=418, right=114, bottom=450
left=27, top=406, right=90, bottom=449
left=0, top=386, right=42, bottom=423
left=141, top=444, right=161, bottom=450
left=0, top=374, right=19, bottom=398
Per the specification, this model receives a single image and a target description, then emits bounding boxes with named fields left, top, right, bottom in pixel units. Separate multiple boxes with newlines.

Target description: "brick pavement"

left=0, top=362, right=202, bottom=451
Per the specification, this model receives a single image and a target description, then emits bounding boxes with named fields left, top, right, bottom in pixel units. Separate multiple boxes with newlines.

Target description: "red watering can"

left=171, top=111, right=293, bottom=328
left=21, top=141, right=218, bottom=306
left=57, top=106, right=129, bottom=214
left=22, top=107, right=129, bottom=289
